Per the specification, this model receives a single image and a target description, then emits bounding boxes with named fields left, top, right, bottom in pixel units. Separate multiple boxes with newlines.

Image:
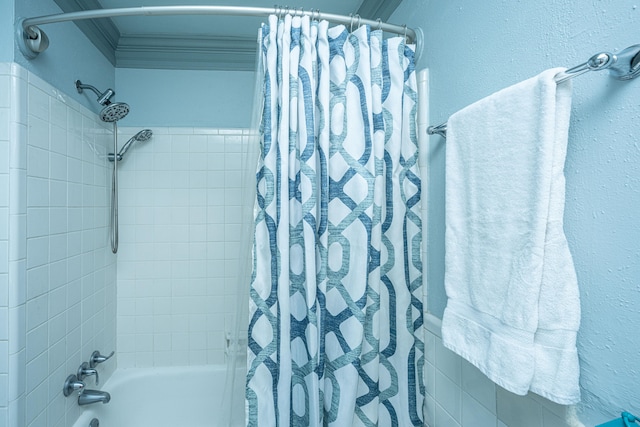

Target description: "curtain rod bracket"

left=16, top=18, right=49, bottom=59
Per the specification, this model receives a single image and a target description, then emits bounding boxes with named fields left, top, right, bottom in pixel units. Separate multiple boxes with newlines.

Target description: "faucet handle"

left=63, top=374, right=85, bottom=397
left=89, top=350, right=114, bottom=369
left=77, top=361, right=99, bottom=385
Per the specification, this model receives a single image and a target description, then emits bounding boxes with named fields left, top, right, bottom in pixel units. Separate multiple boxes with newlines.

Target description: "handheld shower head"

left=108, top=129, right=153, bottom=162
left=132, top=129, right=153, bottom=143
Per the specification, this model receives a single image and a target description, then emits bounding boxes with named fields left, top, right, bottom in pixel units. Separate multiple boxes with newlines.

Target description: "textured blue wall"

left=13, top=1, right=115, bottom=113
left=392, top=0, right=640, bottom=423
left=1, top=2, right=14, bottom=61
left=115, top=68, right=256, bottom=128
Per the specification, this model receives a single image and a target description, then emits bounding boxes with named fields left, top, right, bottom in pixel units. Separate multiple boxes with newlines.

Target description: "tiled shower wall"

left=1, top=63, right=117, bottom=427
left=0, top=65, right=10, bottom=426
left=116, top=126, right=250, bottom=368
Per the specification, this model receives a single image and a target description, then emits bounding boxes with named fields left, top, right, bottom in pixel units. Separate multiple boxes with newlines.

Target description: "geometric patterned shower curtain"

left=246, top=14, right=424, bottom=426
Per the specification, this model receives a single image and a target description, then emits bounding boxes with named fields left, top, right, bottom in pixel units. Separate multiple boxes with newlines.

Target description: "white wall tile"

left=0, top=308, right=7, bottom=341
left=26, top=147, right=48, bottom=179
left=462, top=359, right=496, bottom=414
left=497, top=388, right=544, bottom=427
left=0, top=76, right=10, bottom=109
left=25, top=323, right=47, bottom=362
left=0, top=374, right=7, bottom=406
left=0, top=341, right=8, bottom=373
left=4, top=65, right=117, bottom=427
left=436, top=369, right=462, bottom=423
left=435, top=338, right=462, bottom=386
left=27, top=87, right=49, bottom=122
left=115, top=127, right=250, bottom=367
left=462, top=391, right=498, bottom=427
left=27, top=116, right=48, bottom=151
left=436, top=402, right=461, bottom=427
left=0, top=242, right=7, bottom=274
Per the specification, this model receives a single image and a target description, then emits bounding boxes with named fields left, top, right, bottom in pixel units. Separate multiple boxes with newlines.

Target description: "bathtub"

left=72, top=365, right=245, bottom=427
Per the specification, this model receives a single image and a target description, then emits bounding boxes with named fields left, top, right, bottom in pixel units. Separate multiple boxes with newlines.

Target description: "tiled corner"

left=0, top=71, right=8, bottom=427
left=4, top=63, right=117, bottom=427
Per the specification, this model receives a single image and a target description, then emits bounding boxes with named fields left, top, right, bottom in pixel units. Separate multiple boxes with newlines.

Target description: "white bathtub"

left=72, top=365, right=245, bottom=427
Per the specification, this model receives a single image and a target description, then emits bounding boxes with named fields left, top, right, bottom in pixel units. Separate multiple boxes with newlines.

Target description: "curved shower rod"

left=16, top=5, right=421, bottom=59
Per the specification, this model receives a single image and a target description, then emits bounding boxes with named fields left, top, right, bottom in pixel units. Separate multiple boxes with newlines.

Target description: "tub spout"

left=78, top=390, right=111, bottom=406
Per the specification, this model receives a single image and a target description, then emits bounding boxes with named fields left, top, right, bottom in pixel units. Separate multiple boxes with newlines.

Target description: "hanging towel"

left=441, top=68, right=581, bottom=405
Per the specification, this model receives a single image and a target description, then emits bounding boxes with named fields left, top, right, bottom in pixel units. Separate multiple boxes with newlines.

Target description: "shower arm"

left=75, top=80, right=115, bottom=105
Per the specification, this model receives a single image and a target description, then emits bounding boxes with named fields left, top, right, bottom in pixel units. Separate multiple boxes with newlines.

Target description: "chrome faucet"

left=78, top=389, right=111, bottom=406
left=77, top=361, right=99, bottom=385
left=89, top=350, right=114, bottom=368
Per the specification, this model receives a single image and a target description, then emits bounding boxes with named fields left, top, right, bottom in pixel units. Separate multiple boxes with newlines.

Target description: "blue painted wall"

left=1, top=2, right=14, bottom=61
left=13, top=1, right=115, bottom=113
left=115, top=68, right=256, bottom=128
left=392, top=0, right=640, bottom=423
left=10, top=1, right=254, bottom=127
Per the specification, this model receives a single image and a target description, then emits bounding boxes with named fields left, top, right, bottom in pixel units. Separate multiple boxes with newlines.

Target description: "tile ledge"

left=425, top=312, right=442, bottom=338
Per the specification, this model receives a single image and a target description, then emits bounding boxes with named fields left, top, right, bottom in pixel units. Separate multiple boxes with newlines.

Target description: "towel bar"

left=427, top=44, right=640, bottom=138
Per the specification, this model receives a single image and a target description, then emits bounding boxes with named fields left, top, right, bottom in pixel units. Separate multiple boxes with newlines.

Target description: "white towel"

left=441, top=68, right=581, bottom=405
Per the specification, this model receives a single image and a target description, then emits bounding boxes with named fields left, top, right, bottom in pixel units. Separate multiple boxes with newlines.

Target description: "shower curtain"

left=247, top=14, right=423, bottom=426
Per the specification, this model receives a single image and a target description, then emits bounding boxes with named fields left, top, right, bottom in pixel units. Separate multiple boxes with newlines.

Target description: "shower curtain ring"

left=356, top=14, right=361, bottom=28
left=403, top=24, right=408, bottom=41
left=349, top=13, right=354, bottom=32
left=376, top=18, right=382, bottom=30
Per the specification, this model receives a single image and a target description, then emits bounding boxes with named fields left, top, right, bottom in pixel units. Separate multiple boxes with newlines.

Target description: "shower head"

left=76, top=79, right=130, bottom=122
left=100, top=102, right=130, bottom=122
left=132, top=129, right=153, bottom=143
left=109, top=129, right=153, bottom=162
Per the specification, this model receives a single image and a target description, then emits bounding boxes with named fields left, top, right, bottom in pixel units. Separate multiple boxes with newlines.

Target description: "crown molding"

left=115, top=34, right=257, bottom=71
left=356, top=0, right=403, bottom=21
left=52, top=0, right=403, bottom=70
left=54, top=0, right=119, bottom=65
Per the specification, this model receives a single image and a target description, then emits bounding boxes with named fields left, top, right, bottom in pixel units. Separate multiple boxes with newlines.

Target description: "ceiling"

left=53, top=0, right=403, bottom=70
